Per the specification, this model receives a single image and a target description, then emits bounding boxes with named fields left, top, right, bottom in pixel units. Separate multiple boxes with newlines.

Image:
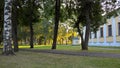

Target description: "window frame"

left=118, top=22, right=120, bottom=35
left=100, top=27, right=103, bottom=37
left=108, top=25, right=112, bottom=36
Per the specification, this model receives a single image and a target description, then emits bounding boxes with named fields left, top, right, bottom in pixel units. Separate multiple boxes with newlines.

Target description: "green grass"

left=18, top=45, right=120, bottom=53
left=0, top=45, right=120, bottom=68
left=1, top=44, right=120, bottom=53
left=0, top=51, right=120, bottom=68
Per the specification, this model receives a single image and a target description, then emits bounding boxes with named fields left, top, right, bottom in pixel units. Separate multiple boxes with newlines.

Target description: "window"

left=94, top=31, right=97, bottom=38
left=118, top=22, right=120, bottom=35
left=100, top=27, right=103, bottom=37
left=108, top=25, right=112, bottom=36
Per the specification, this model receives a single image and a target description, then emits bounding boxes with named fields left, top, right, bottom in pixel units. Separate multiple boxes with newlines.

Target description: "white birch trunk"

left=3, top=0, right=14, bottom=55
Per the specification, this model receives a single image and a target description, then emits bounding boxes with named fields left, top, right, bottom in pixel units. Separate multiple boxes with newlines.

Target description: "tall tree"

left=0, top=0, right=4, bottom=45
left=74, top=0, right=118, bottom=50
left=12, top=0, right=19, bottom=52
left=29, top=0, right=40, bottom=48
left=3, top=0, right=14, bottom=55
left=28, top=0, right=34, bottom=48
left=18, top=0, right=40, bottom=48
left=60, top=0, right=119, bottom=50
left=51, top=0, right=60, bottom=49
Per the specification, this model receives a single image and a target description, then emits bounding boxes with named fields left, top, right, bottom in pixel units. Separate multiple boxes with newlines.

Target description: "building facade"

left=72, top=37, right=81, bottom=45
left=89, top=14, right=120, bottom=46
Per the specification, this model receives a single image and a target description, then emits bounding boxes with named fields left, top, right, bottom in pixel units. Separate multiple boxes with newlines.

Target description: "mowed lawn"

left=19, top=45, right=120, bottom=53
left=0, top=45, right=120, bottom=68
left=0, top=50, right=120, bottom=68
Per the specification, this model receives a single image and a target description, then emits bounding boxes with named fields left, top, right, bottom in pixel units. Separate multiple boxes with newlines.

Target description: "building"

left=89, top=11, right=120, bottom=46
left=72, top=37, right=81, bottom=45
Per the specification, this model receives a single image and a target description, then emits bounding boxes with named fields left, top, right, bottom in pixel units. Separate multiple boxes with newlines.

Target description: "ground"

left=0, top=45, right=120, bottom=68
left=21, top=48, right=120, bottom=58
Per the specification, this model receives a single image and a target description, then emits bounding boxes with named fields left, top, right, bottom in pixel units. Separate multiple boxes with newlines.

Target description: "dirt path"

left=20, top=49, right=120, bottom=58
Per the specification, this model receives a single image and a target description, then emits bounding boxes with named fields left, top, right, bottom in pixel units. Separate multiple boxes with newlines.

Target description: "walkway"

left=21, top=49, right=120, bottom=58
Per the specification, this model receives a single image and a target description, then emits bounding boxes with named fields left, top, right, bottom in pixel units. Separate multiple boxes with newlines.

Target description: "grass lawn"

left=0, top=44, right=120, bottom=54
left=0, top=50, right=120, bottom=68
left=18, top=45, right=120, bottom=53
left=0, top=45, right=120, bottom=68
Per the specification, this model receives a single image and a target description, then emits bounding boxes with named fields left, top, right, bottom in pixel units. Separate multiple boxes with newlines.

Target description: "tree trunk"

left=82, top=26, right=90, bottom=50
left=51, top=0, right=60, bottom=49
left=12, top=17, right=19, bottom=52
left=66, top=38, right=68, bottom=45
left=81, top=9, right=91, bottom=50
left=38, top=38, right=42, bottom=45
left=44, top=37, right=47, bottom=45
left=12, top=0, right=19, bottom=52
left=0, top=25, right=3, bottom=45
left=76, top=24, right=85, bottom=50
left=3, top=0, right=14, bottom=55
left=0, top=2, right=3, bottom=45
left=30, top=22, right=34, bottom=48
left=75, top=14, right=90, bottom=50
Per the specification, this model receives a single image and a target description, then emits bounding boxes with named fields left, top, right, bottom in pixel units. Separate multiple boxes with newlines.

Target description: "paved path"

left=20, top=49, right=120, bottom=58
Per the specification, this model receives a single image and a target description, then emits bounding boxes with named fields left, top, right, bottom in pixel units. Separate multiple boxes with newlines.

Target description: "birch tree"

left=3, top=0, right=14, bottom=55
